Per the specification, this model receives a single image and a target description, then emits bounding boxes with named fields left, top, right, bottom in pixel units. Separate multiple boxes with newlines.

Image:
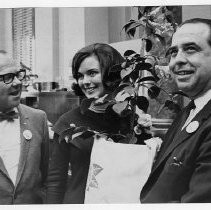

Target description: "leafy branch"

left=64, top=6, right=187, bottom=145
left=97, top=6, right=187, bottom=143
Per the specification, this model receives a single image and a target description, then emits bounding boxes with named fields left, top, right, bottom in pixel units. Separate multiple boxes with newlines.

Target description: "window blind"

left=12, top=8, right=35, bottom=71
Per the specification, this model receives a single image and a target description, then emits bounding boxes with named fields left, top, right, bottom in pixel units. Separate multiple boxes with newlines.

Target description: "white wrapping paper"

left=85, top=137, right=161, bottom=203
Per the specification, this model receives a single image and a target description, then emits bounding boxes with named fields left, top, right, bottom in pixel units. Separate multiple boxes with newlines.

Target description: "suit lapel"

left=152, top=99, right=211, bottom=173
left=0, top=156, right=10, bottom=178
left=151, top=107, right=189, bottom=172
left=15, top=105, right=31, bottom=186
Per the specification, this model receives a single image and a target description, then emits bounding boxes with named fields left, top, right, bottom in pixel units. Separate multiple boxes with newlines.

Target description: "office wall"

left=85, top=7, right=109, bottom=45
left=0, top=9, right=13, bottom=56
left=1, top=5, right=211, bottom=89
left=182, top=5, right=211, bottom=20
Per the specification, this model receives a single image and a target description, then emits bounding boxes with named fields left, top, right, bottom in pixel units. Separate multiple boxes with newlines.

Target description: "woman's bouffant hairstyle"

left=71, top=43, right=125, bottom=96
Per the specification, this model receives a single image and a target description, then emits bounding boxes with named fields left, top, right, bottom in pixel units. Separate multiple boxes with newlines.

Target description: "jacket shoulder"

left=18, top=104, right=47, bottom=117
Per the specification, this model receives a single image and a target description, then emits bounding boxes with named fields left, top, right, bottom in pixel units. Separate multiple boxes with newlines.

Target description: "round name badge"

left=186, top=121, right=199, bottom=133
left=69, top=123, right=76, bottom=128
left=23, top=130, right=32, bottom=140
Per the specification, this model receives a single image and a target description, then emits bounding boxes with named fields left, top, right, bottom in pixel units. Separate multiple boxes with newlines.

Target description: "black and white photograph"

left=0, top=0, right=211, bottom=209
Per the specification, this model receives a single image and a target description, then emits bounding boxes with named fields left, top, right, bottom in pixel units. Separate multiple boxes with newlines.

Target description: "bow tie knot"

left=0, top=110, right=19, bottom=122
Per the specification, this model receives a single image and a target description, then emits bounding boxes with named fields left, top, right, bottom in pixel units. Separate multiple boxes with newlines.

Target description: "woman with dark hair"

left=46, top=42, right=162, bottom=204
left=46, top=43, right=133, bottom=204
left=71, top=43, right=124, bottom=97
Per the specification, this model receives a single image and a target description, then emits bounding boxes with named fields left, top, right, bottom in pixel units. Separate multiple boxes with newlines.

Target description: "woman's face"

left=77, top=55, right=106, bottom=98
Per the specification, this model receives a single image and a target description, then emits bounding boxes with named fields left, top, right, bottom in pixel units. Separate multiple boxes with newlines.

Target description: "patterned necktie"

left=181, top=100, right=196, bottom=130
left=0, top=110, right=19, bottom=122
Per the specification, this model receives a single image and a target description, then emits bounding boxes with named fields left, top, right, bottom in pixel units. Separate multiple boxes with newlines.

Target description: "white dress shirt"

left=0, top=108, right=20, bottom=184
left=182, top=89, right=211, bottom=130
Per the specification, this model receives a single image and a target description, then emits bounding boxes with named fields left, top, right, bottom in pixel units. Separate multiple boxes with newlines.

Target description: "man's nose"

left=172, top=50, right=187, bottom=64
left=12, top=76, right=22, bottom=85
left=169, top=50, right=187, bottom=71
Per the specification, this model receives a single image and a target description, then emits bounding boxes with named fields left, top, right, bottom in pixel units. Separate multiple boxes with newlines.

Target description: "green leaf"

left=112, top=101, right=129, bottom=116
left=135, top=62, right=152, bottom=71
left=137, top=6, right=145, bottom=19
left=123, top=86, right=135, bottom=96
left=124, top=50, right=137, bottom=57
left=111, top=82, right=131, bottom=98
left=142, top=38, right=152, bottom=52
left=137, top=76, right=157, bottom=83
left=138, top=9, right=144, bottom=19
left=133, top=55, right=146, bottom=62
left=136, top=96, right=149, bottom=113
left=121, top=60, right=132, bottom=68
left=154, top=33, right=166, bottom=46
left=123, top=21, right=144, bottom=37
left=120, top=68, right=133, bottom=79
left=127, top=28, right=136, bottom=37
left=126, top=22, right=143, bottom=33
left=129, top=70, right=140, bottom=82
left=148, top=85, right=161, bottom=99
left=122, top=19, right=136, bottom=31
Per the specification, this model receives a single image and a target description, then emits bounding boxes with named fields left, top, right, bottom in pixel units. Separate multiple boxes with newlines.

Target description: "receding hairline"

left=178, top=18, right=211, bottom=46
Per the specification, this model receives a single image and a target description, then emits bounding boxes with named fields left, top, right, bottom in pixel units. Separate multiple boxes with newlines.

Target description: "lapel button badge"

left=70, top=123, right=76, bottom=128
left=186, top=121, right=199, bottom=133
left=23, top=130, right=32, bottom=140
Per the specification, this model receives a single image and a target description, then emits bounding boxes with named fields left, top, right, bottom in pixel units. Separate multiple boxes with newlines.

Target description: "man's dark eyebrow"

left=182, top=42, right=198, bottom=47
left=182, top=42, right=201, bottom=51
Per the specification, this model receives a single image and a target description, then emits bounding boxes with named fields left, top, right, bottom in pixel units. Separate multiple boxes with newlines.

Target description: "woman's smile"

left=84, top=86, right=96, bottom=94
left=78, top=55, right=106, bottom=99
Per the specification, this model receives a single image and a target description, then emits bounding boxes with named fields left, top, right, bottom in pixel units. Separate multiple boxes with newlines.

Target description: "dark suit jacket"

left=140, top=99, right=211, bottom=203
left=0, top=104, right=49, bottom=204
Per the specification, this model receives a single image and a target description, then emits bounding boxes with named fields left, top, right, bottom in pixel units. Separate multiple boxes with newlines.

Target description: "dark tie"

left=186, top=100, right=196, bottom=112
left=0, top=110, right=19, bottom=122
left=180, top=100, right=196, bottom=129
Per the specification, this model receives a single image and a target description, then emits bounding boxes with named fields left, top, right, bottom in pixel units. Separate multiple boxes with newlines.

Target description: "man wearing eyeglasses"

left=0, top=50, right=49, bottom=204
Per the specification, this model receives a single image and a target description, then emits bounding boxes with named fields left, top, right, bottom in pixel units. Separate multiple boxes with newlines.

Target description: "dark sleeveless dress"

left=46, top=98, right=133, bottom=203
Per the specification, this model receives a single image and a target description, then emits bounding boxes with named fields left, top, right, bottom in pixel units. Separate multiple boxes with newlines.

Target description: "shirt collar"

left=194, top=89, right=211, bottom=111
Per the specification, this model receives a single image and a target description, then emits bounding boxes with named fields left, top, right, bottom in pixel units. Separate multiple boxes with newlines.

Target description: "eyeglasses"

left=0, top=69, right=26, bottom=84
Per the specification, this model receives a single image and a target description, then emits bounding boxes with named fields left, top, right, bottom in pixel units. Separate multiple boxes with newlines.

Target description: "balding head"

left=0, top=51, right=18, bottom=75
left=0, top=50, right=22, bottom=112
